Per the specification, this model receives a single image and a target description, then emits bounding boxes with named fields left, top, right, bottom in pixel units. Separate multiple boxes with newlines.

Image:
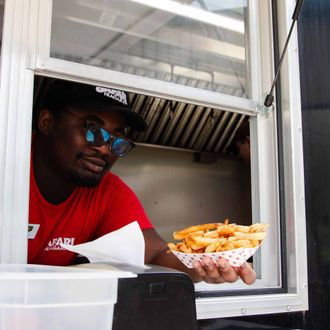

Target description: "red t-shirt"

left=28, top=164, right=153, bottom=266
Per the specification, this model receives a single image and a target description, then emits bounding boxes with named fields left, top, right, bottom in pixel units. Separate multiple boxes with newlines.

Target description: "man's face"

left=236, top=136, right=250, bottom=166
left=44, top=106, right=128, bottom=187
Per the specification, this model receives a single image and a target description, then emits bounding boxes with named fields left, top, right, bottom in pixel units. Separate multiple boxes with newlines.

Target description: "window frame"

left=0, top=0, right=308, bottom=319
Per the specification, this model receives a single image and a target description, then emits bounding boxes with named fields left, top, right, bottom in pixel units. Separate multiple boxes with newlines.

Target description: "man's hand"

left=192, top=256, right=256, bottom=284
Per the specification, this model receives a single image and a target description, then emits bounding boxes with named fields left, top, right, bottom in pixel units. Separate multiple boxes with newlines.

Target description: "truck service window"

left=0, top=0, right=308, bottom=320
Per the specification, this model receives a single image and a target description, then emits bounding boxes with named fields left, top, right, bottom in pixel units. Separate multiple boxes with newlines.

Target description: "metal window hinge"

left=257, top=103, right=274, bottom=119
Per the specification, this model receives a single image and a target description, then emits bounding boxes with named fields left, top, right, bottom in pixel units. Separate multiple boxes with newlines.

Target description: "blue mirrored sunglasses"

left=63, top=109, right=135, bottom=157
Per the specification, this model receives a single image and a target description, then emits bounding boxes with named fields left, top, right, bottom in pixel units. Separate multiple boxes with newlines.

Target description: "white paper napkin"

left=61, top=221, right=146, bottom=268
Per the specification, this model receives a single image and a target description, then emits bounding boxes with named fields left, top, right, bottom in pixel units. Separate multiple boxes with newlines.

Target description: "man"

left=227, top=120, right=250, bottom=167
left=29, top=78, right=256, bottom=284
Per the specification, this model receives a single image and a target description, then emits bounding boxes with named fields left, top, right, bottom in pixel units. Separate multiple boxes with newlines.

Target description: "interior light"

left=127, top=0, right=245, bottom=34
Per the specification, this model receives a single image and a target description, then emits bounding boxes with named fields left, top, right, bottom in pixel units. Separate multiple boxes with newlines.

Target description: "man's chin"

left=70, top=170, right=104, bottom=187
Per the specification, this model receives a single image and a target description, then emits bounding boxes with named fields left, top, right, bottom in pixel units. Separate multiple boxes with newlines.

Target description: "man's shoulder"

left=94, top=172, right=134, bottom=202
left=98, top=171, right=128, bottom=190
left=101, top=171, right=121, bottom=183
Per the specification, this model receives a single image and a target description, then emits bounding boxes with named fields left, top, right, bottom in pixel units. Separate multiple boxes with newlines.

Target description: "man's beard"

left=70, top=152, right=110, bottom=187
left=69, top=168, right=105, bottom=187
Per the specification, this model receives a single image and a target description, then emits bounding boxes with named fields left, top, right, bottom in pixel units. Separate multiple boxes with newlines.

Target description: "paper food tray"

left=171, top=245, right=260, bottom=268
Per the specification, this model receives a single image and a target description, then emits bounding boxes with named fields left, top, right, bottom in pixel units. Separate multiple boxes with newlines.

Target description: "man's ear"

left=37, top=109, right=55, bottom=135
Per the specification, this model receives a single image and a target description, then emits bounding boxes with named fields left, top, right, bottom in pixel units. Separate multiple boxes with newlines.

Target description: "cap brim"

left=120, top=109, right=147, bottom=132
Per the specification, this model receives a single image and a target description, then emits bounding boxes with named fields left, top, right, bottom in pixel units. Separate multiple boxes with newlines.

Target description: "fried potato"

left=233, top=231, right=267, bottom=240
left=203, top=230, right=219, bottom=238
left=191, top=244, right=205, bottom=251
left=233, top=239, right=252, bottom=248
left=168, top=220, right=268, bottom=254
left=249, top=223, right=269, bottom=233
left=178, top=243, right=192, bottom=253
left=205, top=242, right=221, bottom=253
left=191, top=236, right=226, bottom=247
left=189, top=230, right=204, bottom=237
left=167, top=242, right=178, bottom=251
left=234, top=225, right=250, bottom=233
left=251, top=239, right=259, bottom=247
left=217, top=224, right=235, bottom=236
left=173, top=223, right=219, bottom=240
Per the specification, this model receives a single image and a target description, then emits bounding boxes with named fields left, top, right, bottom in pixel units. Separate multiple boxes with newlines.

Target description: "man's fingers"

left=193, top=257, right=225, bottom=283
left=216, top=258, right=239, bottom=283
left=192, top=260, right=208, bottom=278
left=201, top=257, right=226, bottom=283
left=237, top=262, right=256, bottom=285
left=192, top=258, right=255, bottom=285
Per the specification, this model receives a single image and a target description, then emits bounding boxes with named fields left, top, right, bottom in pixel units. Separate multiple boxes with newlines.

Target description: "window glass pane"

left=51, top=0, right=250, bottom=98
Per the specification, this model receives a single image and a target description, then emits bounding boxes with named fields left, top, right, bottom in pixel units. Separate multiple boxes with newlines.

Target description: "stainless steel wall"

left=112, top=145, right=252, bottom=241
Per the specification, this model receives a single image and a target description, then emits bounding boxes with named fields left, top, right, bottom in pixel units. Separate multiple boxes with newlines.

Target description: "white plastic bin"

left=0, top=264, right=136, bottom=330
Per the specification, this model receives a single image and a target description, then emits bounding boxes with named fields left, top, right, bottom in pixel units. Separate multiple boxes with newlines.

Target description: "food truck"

left=0, top=0, right=329, bottom=329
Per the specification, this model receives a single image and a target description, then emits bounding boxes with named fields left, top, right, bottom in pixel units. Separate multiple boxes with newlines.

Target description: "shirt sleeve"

left=94, top=173, right=153, bottom=238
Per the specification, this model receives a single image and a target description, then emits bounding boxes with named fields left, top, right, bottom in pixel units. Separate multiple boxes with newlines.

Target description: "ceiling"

left=127, top=92, right=248, bottom=155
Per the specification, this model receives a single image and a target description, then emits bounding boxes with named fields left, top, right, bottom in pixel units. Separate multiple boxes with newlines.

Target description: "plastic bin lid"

left=0, top=264, right=136, bottom=279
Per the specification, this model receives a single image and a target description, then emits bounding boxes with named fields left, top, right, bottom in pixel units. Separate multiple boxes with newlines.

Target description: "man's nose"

left=91, top=144, right=118, bottom=167
left=91, top=143, right=113, bottom=157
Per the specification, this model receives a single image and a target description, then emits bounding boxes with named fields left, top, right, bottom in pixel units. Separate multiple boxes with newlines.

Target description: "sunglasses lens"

left=86, top=125, right=134, bottom=156
left=86, top=127, right=110, bottom=146
left=111, top=138, right=134, bottom=157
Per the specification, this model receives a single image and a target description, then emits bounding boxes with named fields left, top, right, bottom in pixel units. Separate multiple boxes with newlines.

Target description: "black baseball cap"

left=43, top=79, right=147, bottom=132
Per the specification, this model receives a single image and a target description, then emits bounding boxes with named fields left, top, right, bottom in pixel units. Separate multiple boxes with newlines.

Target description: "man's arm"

left=143, top=228, right=256, bottom=284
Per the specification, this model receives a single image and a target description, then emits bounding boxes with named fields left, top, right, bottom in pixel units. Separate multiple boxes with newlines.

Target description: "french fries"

left=168, top=220, right=268, bottom=253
